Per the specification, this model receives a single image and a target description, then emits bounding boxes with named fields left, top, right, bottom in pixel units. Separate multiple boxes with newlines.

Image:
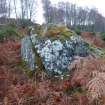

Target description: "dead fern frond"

left=86, top=72, right=105, bottom=103
left=70, top=56, right=105, bottom=87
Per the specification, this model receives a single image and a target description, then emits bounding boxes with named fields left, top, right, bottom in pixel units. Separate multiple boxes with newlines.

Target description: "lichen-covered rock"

left=21, top=34, right=89, bottom=75
left=21, top=36, right=35, bottom=70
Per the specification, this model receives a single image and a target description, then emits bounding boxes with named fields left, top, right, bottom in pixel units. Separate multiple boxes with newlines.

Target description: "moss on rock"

left=89, top=44, right=105, bottom=58
left=33, top=24, right=75, bottom=42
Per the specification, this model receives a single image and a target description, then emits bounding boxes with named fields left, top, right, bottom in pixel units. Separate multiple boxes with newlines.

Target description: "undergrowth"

left=0, top=25, right=19, bottom=41
left=33, top=24, right=75, bottom=42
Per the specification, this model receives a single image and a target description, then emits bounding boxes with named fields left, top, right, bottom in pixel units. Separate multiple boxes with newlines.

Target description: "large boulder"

left=21, top=34, right=89, bottom=75
left=21, top=25, right=105, bottom=75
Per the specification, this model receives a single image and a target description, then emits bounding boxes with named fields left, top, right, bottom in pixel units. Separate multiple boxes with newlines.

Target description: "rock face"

left=21, top=36, right=35, bottom=70
left=21, top=34, right=89, bottom=75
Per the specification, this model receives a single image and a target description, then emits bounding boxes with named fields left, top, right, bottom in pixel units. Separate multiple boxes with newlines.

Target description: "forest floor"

left=0, top=33, right=105, bottom=105
left=0, top=40, right=88, bottom=105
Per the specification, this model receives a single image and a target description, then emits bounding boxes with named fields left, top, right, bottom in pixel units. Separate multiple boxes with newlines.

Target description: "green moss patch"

left=0, top=25, right=19, bottom=41
left=89, top=44, right=105, bottom=58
